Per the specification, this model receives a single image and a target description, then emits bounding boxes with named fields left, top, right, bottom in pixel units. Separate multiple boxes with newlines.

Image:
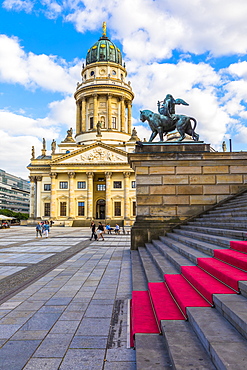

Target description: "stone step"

left=153, top=238, right=247, bottom=337
left=145, top=243, right=178, bottom=276
left=135, top=334, right=172, bottom=370
left=131, top=250, right=148, bottom=291
left=160, top=234, right=212, bottom=261
left=213, top=294, right=247, bottom=341
left=200, top=213, right=247, bottom=221
left=207, top=209, right=247, bottom=218
left=188, top=220, right=247, bottom=232
left=180, top=224, right=245, bottom=240
left=172, top=229, right=235, bottom=248
left=211, top=203, right=247, bottom=212
left=138, top=246, right=163, bottom=283
left=187, top=306, right=247, bottom=369
left=164, top=233, right=226, bottom=256
left=161, top=320, right=216, bottom=370
left=152, top=239, right=195, bottom=272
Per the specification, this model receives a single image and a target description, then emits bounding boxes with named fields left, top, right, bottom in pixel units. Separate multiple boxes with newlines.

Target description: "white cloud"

left=0, top=35, right=81, bottom=93
left=0, top=131, right=42, bottom=178
left=48, top=95, right=76, bottom=127
left=2, top=0, right=33, bottom=12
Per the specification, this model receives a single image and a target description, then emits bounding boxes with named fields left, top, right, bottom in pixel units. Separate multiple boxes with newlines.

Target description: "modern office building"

left=0, top=169, right=30, bottom=213
left=27, top=25, right=138, bottom=226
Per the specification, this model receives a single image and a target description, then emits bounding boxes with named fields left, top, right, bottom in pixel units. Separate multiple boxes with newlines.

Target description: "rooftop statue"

left=140, top=94, right=199, bottom=142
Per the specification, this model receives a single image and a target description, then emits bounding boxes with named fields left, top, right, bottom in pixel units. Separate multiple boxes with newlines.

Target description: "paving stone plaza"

left=0, top=226, right=136, bottom=369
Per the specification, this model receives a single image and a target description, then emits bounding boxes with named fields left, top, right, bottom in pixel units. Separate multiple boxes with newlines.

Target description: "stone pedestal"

left=128, top=142, right=247, bottom=250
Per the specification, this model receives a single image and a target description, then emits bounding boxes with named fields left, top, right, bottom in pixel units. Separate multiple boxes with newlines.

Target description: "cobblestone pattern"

left=0, top=227, right=135, bottom=370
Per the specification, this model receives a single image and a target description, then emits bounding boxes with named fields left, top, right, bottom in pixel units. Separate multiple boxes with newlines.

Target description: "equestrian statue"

left=140, top=94, right=199, bottom=142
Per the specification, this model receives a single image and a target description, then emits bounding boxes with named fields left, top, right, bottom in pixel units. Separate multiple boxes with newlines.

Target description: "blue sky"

left=1, top=0, right=247, bottom=178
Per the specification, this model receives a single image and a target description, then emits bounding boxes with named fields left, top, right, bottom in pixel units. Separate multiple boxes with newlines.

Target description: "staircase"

left=131, top=190, right=247, bottom=370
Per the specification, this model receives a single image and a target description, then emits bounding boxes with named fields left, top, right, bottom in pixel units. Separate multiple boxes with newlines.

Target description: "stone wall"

left=128, top=142, right=247, bottom=249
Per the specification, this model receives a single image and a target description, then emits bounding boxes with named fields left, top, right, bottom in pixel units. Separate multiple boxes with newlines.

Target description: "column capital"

left=105, top=172, right=112, bottom=179
left=107, top=94, right=112, bottom=99
left=36, top=175, right=43, bottom=182
left=86, top=172, right=94, bottom=178
left=123, top=172, right=131, bottom=178
left=29, top=176, right=36, bottom=182
left=68, top=172, right=76, bottom=179
left=50, top=172, right=57, bottom=179
left=93, top=93, right=98, bottom=98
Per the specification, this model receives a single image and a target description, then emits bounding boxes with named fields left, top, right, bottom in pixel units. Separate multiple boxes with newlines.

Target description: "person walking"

left=35, top=222, right=42, bottom=238
left=96, top=222, right=105, bottom=241
left=42, top=221, right=50, bottom=238
left=90, top=221, right=97, bottom=241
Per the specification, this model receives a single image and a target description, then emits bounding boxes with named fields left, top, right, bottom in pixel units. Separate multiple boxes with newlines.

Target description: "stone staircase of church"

left=131, top=190, right=247, bottom=370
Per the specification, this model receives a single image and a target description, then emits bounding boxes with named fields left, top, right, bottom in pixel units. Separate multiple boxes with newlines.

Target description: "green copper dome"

left=86, top=36, right=122, bottom=66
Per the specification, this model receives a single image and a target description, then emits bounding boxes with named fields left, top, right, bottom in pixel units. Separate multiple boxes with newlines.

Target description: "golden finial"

left=102, top=21, right=106, bottom=37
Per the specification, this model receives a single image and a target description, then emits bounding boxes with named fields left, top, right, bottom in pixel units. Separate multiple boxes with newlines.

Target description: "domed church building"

left=27, top=24, right=138, bottom=226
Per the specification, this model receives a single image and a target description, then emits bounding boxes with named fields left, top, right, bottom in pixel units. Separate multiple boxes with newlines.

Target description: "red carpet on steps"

left=181, top=266, right=236, bottom=304
left=164, top=274, right=211, bottom=315
left=148, top=282, right=185, bottom=323
left=230, top=240, right=247, bottom=253
left=214, top=249, right=247, bottom=271
left=197, top=257, right=247, bottom=291
left=131, top=291, right=160, bottom=335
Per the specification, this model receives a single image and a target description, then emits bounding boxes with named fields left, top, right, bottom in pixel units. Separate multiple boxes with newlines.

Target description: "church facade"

left=27, top=26, right=138, bottom=226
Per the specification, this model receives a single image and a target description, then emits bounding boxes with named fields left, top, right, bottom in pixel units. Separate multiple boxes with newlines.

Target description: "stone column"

left=107, top=94, right=112, bottom=129
left=105, top=172, right=112, bottom=219
left=76, top=100, right=81, bottom=135
left=127, top=100, right=132, bottom=134
left=121, top=97, right=125, bottom=132
left=50, top=172, right=57, bottom=219
left=93, top=94, right=98, bottom=130
left=123, top=172, right=131, bottom=220
left=81, top=97, right=86, bottom=132
left=68, top=172, right=76, bottom=219
left=86, top=172, right=94, bottom=219
left=29, top=176, right=36, bottom=219
left=36, top=176, right=42, bottom=219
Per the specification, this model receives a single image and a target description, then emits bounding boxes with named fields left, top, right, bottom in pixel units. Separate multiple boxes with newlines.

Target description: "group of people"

left=35, top=221, right=50, bottom=238
left=90, top=222, right=120, bottom=241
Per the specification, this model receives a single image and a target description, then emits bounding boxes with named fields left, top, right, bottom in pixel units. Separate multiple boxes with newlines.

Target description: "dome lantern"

left=86, top=22, right=122, bottom=66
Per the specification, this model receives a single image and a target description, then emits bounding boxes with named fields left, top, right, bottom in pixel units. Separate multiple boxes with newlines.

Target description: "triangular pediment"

left=52, top=142, right=128, bottom=165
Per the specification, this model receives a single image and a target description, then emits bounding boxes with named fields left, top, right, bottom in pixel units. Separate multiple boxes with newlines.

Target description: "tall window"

left=112, top=116, right=117, bottom=129
left=90, top=117, right=94, bottom=129
left=133, top=201, right=136, bottom=216
left=44, top=184, right=51, bottom=191
left=59, top=182, right=68, bottom=189
left=114, top=201, right=121, bottom=216
left=60, top=202, right=67, bottom=216
left=113, top=181, right=122, bottom=189
left=44, top=203, right=50, bottom=217
left=78, top=202, right=85, bottom=216
left=131, top=181, right=136, bottom=189
left=77, top=181, right=86, bottom=189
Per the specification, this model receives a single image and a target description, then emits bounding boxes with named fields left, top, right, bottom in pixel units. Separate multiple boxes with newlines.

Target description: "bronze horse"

left=140, top=109, right=199, bottom=142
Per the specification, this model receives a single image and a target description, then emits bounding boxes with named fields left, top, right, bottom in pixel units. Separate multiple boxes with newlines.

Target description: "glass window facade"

left=78, top=202, right=85, bottom=216
left=59, top=182, right=68, bottom=189
left=77, top=181, right=86, bottom=189
left=113, top=181, right=122, bottom=189
left=60, top=202, right=67, bottom=216
left=44, top=184, right=51, bottom=191
left=44, top=203, right=50, bottom=217
left=114, top=201, right=121, bottom=217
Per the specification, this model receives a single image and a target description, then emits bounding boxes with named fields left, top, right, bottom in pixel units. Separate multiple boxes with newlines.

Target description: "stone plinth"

left=128, top=142, right=247, bottom=250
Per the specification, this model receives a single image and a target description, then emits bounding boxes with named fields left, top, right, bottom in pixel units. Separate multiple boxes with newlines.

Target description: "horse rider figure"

left=157, top=94, right=189, bottom=121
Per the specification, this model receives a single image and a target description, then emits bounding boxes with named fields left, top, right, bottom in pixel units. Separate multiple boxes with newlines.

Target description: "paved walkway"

left=0, top=227, right=135, bottom=369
